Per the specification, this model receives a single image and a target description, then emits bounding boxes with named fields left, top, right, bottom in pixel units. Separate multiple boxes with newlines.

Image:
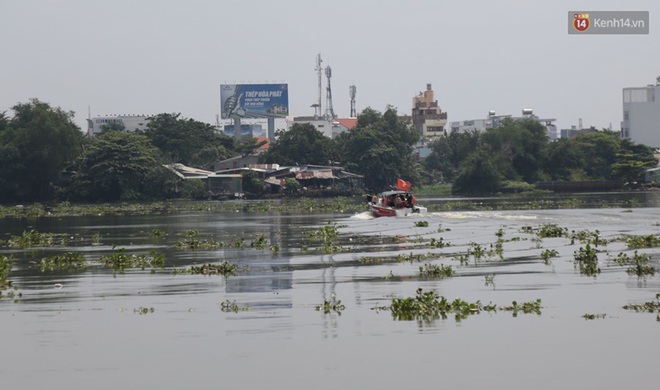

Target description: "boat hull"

left=369, top=203, right=427, bottom=218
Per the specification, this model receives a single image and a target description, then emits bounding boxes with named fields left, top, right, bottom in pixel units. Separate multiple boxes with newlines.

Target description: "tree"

left=452, top=146, right=502, bottom=194
left=66, top=131, right=164, bottom=201
left=570, top=131, right=622, bottom=180
left=337, top=107, right=418, bottom=191
left=0, top=99, right=84, bottom=202
left=261, top=123, right=336, bottom=166
left=141, top=113, right=235, bottom=169
left=424, top=130, right=480, bottom=183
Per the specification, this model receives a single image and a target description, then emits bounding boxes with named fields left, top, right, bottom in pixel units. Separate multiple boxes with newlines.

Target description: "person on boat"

left=371, top=194, right=378, bottom=204
left=395, top=195, right=403, bottom=209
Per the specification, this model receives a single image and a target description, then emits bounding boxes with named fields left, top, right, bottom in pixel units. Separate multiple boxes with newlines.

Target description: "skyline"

left=1, top=0, right=657, bottom=133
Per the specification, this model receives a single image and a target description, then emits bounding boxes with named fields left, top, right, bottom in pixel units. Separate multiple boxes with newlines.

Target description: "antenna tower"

left=314, top=54, right=323, bottom=119
left=325, top=65, right=336, bottom=119
left=349, top=85, right=357, bottom=117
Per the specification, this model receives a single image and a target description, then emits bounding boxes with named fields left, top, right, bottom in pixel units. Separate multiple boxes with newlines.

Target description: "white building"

left=87, top=115, right=151, bottom=136
left=622, top=78, right=660, bottom=148
left=450, top=110, right=558, bottom=140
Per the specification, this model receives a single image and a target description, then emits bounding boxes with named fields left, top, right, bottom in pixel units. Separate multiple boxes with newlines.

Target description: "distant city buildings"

left=622, top=77, right=660, bottom=148
left=450, top=110, right=558, bottom=140
left=87, top=114, right=150, bottom=136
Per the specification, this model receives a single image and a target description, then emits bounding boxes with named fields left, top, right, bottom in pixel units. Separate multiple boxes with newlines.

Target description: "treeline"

left=0, top=99, right=240, bottom=203
left=0, top=99, right=656, bottom=204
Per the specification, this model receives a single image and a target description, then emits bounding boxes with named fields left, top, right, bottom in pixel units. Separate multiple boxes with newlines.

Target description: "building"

left=622, top=77, right=660, bottom=148
left=87, top=115, right=151, bottom=136
left=412, top=83, right=447, bottom=140
left=450, top=110, right=557, bottom=140
left=288, top=117, right=357, bottom=138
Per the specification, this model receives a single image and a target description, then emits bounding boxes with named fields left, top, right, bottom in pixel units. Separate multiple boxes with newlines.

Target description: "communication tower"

left=349, top=85, right=357, bottom=117
left=325, top=66, right=336, bottom=119
left=314, top=54, right=323, bottom=119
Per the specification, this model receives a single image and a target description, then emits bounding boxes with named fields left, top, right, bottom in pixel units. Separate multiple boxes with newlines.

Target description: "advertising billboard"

left=221, top=83, right=289, bottom=119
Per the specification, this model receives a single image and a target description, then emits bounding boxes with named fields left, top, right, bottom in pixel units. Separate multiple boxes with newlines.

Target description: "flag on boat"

left=396, top=178, right=412, bottom=191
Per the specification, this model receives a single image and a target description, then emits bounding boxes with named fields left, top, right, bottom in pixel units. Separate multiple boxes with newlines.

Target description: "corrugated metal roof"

left=295, top=169, right=335, bottom=180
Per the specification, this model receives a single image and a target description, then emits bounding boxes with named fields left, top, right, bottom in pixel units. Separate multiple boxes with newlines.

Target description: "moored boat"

left=368, top=190, right=427, bottom=217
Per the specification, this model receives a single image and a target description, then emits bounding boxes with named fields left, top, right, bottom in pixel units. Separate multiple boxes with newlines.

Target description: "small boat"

left=368, top=190, right=427, bottom=218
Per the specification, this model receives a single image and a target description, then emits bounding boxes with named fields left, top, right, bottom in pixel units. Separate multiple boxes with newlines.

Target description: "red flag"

left=396, top=178, right=411, bottom=191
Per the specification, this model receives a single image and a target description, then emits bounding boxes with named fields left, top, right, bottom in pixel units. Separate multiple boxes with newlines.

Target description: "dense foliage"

left=260, top=123, right=337, bottom=166
left=0, top=99, right=84, bottom=202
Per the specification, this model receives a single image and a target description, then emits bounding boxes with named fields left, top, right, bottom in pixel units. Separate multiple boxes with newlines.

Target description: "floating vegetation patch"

left=419, top=263, right=455, bottom=279
left=134, top=306, right=155, bottom=315
left=151, top=229, right=165, bottom=238
left=304, top=224, right=346, bottom=254
left=623, top=294, right=660, bottom=313
left=220, top=299, right=250, bottom=313
left=250, top=233, right=268, bottom=249
left=536, top=224, right=568, bottom=238
left=315, top=293, right=345, bottom=315
left=574, top=244, right=600, bottom=276
left=498, top=299, right=542, bottom=317
left=175, top=230, right=220, bottom=249
left=624, top=234, right=660, bottom=249
left=7, top=229, right=57, bottom=248
left=39, top=252, right=88, bottom=272
left=414, top=221, right=429, bottom=227
left=0, top=254, right=21, bottom=302
left=613, top=251, right=656, bottom=278
left=540, top=249, right=559, bottom=265
left=172, top=261, right=238, bottom=276
left=426, top=237, right=450, bottom=248
left=583, top=313, right=606, bottom=320
left=570, top=229, right=606, bottom=246
left=378, top=288, right=490, bottom=323
left=484, top=274, right=496, bottom=288
left=359, top=256, right=384, bottom=264
left=98, top=248, right=165, bottom=274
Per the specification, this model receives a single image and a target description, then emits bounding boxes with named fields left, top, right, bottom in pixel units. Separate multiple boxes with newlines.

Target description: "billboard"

left=221, top=83, right=289, bottom=119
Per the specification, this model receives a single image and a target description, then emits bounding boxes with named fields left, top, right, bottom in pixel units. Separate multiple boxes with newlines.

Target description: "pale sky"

left=1, top=0, right=657, bottom=132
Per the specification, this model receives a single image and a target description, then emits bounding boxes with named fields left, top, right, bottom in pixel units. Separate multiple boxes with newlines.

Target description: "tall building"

left=450, top=110, right=557, bottom=140
left=412, top=83, right=447, bottom=139
left=622, top=77, right=660, bottom=147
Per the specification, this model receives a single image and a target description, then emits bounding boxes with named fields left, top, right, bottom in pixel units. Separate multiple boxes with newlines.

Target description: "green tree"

left=452, top=146, right=502, bottom=194
left=261, top=123, right=336, bottom=166
left=142, top=113, right=235, bottom=169
left=337, top=107, right=418, bottom=190
left=0, top=99, right=84, bottom=202
left=570, top=131, right=621, bottom=180
left=66, top=131, right=163, bottom=201
left=541, top=138, right=585, bottom=180
left=424, top=130, right=480, bottom=183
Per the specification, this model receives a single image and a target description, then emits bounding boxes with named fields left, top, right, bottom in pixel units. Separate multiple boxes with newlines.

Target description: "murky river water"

left=2, top=193, right=660, bottom=389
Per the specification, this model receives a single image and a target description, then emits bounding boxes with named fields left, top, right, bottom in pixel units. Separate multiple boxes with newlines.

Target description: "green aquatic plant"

left=151, top=229, right=165, bottom=238
left=574, top=244, right=600, bottom=276
left=98, top=248, right=165, bottom=273
left=624, top=234, right=660, bottom=249
left=220, top=300, right=250, bottom=313
left=175, top=230, right=220, bottom=249
left=250, top=233, right=268, bottom=249
left=540, top=249, right=559, bottom=265
left=91, top=232, right=101, bottom=244
left=499, top=299, right=542, bottom=317
left=414, top=221, right=429, bottom=227
left=385, top=288, right=484, bottom=323
left=359, top=256, right=383, bottom=264
left=623, top=294, right=660, bottom=313
left=570, top=229, right=606, bottom=246
left=0, top=254, right=21, bottom=302
left=39, top=252, right=88, bottom=272
left=172, top=261, right=237, bottom=276
left=614, top=251, right=656, bottom=278
left=582, top=313, right=606, bottom=320
left=419, top=263, right=455, bottom=279
left=134, top=306, right=155, bottom=315
left=484, top=274, right=496, bottom=288
left=468, top=242, right=486, bottom=262
left=7, top=229, right=57, bottom=248
left=426, top=237, right=450, bottom=248
left=396, top=252, right=423, bottom=264
left=536, top=224, right=568, bottom=238
left=315, top=293, right=345, bottom=315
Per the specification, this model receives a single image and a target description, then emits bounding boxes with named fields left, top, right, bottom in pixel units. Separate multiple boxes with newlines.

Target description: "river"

left=1, top=193, right=659, bottom=389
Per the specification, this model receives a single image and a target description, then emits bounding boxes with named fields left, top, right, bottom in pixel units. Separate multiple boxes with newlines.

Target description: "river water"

left=1, top=193, right=660, bottom=389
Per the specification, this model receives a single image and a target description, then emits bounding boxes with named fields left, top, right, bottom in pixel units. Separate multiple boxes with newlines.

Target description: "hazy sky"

left=1, top=0, right=657, bottom=132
